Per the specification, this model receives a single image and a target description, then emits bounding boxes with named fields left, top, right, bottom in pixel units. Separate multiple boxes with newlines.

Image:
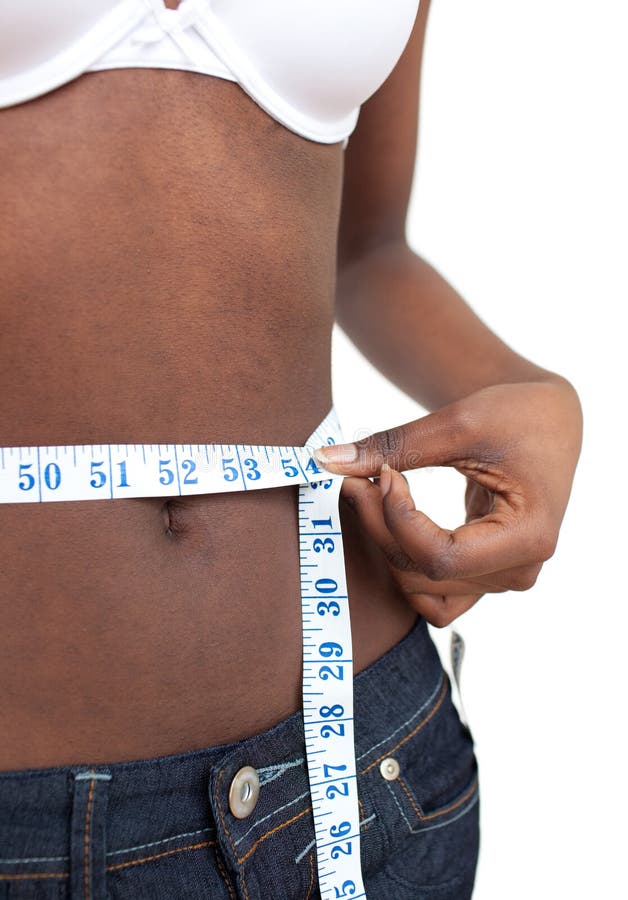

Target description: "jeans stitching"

left=106, top=827, right=214, bottom=858
left=215, top=768, right=312, bottom=866
left=105, top=840, right=216, bottom=872
left=238, top=806, right=312, bottom=864
left=0, top=830, right=219, bottom=877
left=83, top=768, right=96, bottom=900
left=0, top=854, right=69, bottom=864
left=295, top=839, right=316, bottom=866
left=397, top=774, right=479, bottom=824
left=0, top=871, right=69, bottom=881
left=1, top=815, right=336, bottom=881
left=233, top=790, right=310, bottom=847
left=214, top=844, right=237, bottom=900
left=257, top=758, right=305, bottom=786
left=74, top=773, right=111, bottom=782
left=215, top=769, right=239, bottom=859
left=241, top=860, right=250, bottom=900
left=357, top=673, right=445, bottom=764
left=305, top=851, right=315, bottom=900
left=361, top=678, right=448, bottom=775
left=408, top=793, right=479, bottom=836
left=385, top=780, right=413, bottom=830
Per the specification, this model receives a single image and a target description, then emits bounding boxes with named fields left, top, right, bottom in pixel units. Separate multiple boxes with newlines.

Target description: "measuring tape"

left=0, top=407, right=367, bottom=899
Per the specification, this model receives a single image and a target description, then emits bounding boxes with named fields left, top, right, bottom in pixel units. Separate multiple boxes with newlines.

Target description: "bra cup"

left=0, top=0, right=116, bottom=77
left=211, top=0, right=421, bottom=121
left=0, top=0, right=421, bottom=142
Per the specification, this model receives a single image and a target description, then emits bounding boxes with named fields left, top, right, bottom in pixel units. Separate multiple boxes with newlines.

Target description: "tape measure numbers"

left=0, top=407, right=367, bottom=899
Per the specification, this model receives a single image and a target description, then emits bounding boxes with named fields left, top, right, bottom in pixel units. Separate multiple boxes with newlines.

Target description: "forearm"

left=336, top=239, right=568, bottom=411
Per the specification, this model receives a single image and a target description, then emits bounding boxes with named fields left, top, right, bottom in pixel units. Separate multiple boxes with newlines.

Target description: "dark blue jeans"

left=0, top=617, right=479, bottom=899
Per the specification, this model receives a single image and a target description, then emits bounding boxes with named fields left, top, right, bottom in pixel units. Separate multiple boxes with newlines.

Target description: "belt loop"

left=69, top=768, right=112, bottom=900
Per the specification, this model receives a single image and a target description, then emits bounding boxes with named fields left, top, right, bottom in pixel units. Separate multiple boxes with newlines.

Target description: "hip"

left=0, top=616, right=480, bottom=899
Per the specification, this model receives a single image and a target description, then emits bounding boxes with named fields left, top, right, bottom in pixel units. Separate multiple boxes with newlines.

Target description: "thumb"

left=314, top=405, right=474, bottom=476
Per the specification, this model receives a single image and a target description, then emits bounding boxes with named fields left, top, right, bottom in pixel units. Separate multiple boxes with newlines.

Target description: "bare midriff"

left=0, top=68, right=417, bottom=772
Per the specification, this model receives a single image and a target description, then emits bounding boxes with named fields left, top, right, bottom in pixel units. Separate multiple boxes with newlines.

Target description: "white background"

left=332, top=2, right=627, bottom=897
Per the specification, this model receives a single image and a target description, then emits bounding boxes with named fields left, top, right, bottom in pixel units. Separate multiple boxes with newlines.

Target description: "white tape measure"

left=0, top=407, right=367, bottom=899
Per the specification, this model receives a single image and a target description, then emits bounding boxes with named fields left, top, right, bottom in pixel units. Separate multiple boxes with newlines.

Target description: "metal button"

left=379, top=757, right=400, bottom=781
left=228, top=766, right=260, bottom=819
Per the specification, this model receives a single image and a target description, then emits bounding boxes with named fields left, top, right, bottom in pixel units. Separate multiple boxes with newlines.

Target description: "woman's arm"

left=337, top=0, right=569, bottom=409
left=327, top=0, right=583, bottom=626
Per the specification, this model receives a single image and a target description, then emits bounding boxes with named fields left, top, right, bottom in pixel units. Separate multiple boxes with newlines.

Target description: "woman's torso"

left=0, top=65, right=417, bottom=772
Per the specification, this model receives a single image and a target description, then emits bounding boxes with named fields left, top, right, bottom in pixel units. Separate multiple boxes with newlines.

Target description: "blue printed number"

left=330, top=822, right=351, bottom=838
left=18, top=463, right=35, bottom=491
left=320, top=704, right=344, bottom=719
left=117, top=461, right=129, bottom=488
left=334, top=881, right=356, bottom=898
left=317, top=600, right=340, bottom=617
left=159, top=459, right=174, bottom=486
left=243, top=458, right=261, bottom=480
left=331, top=843, right=353, bottom=859
left=319, top=641, right=343, bottom=658
left=312, top=517, right=332, bottom=529
left=321, top=723, right=345, bottom=738
left=315, top=577, right=337, bottom=594
left=222, top=458, right=239, bottom=482
left=90, top=461, right=106, bottom=489
left=324, top=763, right=347, bottom=778
left=319, top=664, right=344, bottom=681
left=310, top=478, right=333, bottom=490
left=181, top=459, right=198, bottom=485
left=326, top=782, right=349, bottom=799
left=313, top=537, right=334, bottom=553
left=306, top=456, right=321, bottom=477
left=44, top=463, right=61, bottom=490
left=281, top=458, right=299, bottom=478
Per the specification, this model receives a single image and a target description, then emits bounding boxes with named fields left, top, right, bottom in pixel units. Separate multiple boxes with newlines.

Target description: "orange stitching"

left=83, top=768, right=96, bottom=900
left=421, top=777, right=479, bottom=822
left=214, top=846, right=236, bottom=900
left=105, top=840, right=215, bottom=872
left=361, top=677, right=448, bottom=775
left=358, top=798, right=371, bottom=831
left=215, top=770, right=237, bottom=855
left=238, top=806, right=311, bottom=864
left=0, top=872, right=68, bottom=881
left=0, top=839, right=219, bottom=882
left=397, top=775, right=479, bottom=823
left=397, top=776, right=423, bottom=820
left=305, top=850, right=315, bottom=900
left=241, top=862, right=250, bottom=900
left=215, top=768, right=312, bottom=866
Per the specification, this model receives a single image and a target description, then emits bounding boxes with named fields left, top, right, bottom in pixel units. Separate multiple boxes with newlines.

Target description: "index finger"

left=382, top=468, right=542, bottom=581
left=313, top=407, right=473, bottom=476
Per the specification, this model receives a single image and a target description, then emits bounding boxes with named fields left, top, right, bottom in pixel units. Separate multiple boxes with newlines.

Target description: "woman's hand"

left=314, top=378, right=582, bottom=627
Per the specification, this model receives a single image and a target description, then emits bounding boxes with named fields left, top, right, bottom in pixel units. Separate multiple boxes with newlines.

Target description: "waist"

left=0, top=407, right=418, bottom=770
left=0, top=617, right=461, bottom=857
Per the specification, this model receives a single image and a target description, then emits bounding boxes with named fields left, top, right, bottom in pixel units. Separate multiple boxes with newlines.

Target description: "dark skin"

left=321, top=0, right=582, bottom=624
left=0, top=0, right=581, bottom=771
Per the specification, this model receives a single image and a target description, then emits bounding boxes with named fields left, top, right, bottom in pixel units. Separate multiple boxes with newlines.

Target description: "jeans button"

left=379, top=757, right=401, bottom=781
left=228, top=766, right=260, bottom=819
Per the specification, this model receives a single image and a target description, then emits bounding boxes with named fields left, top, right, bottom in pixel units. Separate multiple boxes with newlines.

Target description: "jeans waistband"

left=1, top=616, right=465, bottom=898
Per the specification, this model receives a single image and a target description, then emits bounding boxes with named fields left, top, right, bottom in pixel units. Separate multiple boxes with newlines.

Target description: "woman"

left=0, top=0, right=582, bottom=897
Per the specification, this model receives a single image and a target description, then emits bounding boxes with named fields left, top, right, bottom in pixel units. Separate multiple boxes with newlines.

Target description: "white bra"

left=0, top=0, right=420, bottom=145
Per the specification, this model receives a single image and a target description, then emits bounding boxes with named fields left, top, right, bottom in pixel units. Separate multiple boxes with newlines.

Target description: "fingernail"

left=379, top=462, right=392, bottom=497
left=314, top=443, right=358, bottom=468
